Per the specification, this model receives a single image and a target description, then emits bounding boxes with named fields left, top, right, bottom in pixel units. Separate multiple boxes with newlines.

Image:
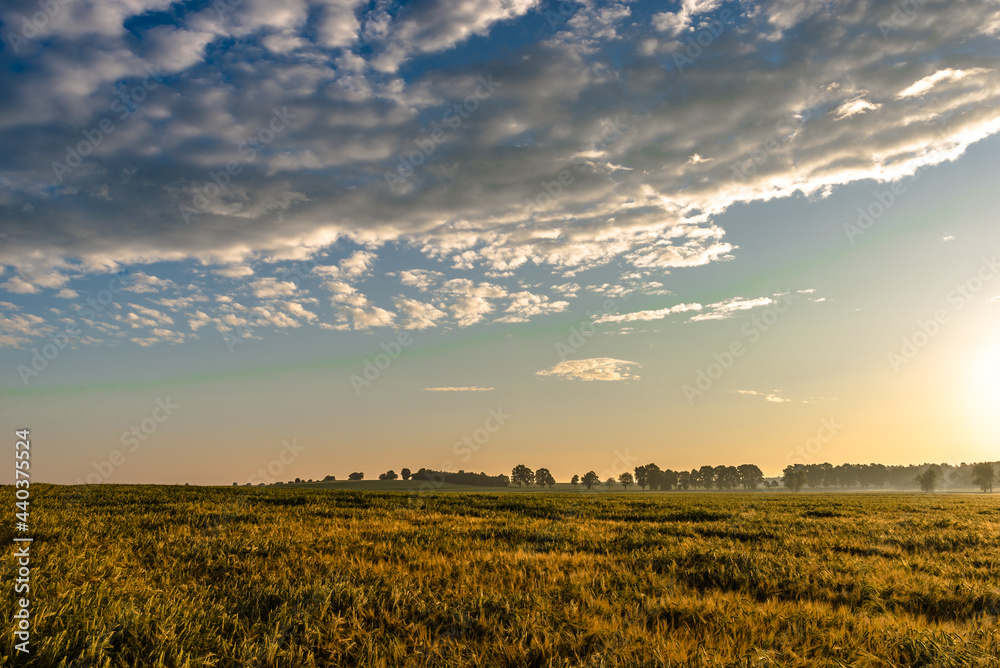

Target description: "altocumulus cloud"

left=536, top=358, right=641, bottom=382
left=2, top=0, right=1000, bottom=347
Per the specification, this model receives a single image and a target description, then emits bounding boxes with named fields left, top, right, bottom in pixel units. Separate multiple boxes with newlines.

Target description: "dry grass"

left=1, top=486, right=998, bottom=667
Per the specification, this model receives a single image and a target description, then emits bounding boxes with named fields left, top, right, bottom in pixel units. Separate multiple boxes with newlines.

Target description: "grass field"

left=2, top=486, right=998, bottom=667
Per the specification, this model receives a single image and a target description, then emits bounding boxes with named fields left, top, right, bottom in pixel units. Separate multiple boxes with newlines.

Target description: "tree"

left=645, top=463, right=663, bottom=490
left=971, top=462, right=995, bottom=493
left=634, top=465, right=648, bottom=490
left=618, top=472, right=634, bottom=491
left=378, top=470, right=398, bottom=481
left=535, top=467, right=556, bottom=488
left=511, top=464, right=534, bottom=487
left=604, top=477, right=617, bottom=491
left=348, top=472, right=364, bottom=481
left=322, top=475, right=336, bottom=482
left=737, top=464, right=764, bottom=490
left=662, top=469, right=679, bottom=491
left=401, top=468, right=411, bottom=481
left=782, top=465, right=806, bottom=492
left=677, top=470, right=692, bottom=490
left=571, top=474, right=579, bottom=488
left=916, top=467, right=938, bottom=493
left=715, top=465, right=740, bottom=490
left=697, top=465, right=716, bottom=489
left=582, top=471, right=600, bottom=490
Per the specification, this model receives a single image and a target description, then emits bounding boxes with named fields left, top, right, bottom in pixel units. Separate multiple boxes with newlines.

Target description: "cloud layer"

left=2, top=0, right=1000, bottom=347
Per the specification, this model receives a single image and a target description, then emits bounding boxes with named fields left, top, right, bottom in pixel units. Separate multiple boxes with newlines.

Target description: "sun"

left=961, top=341, right=1000, bottom=446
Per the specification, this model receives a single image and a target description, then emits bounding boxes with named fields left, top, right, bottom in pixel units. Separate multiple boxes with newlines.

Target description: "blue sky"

left=2, top=0, right=1000, bottom=484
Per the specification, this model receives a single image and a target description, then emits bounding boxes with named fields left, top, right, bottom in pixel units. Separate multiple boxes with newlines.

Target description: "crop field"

left=1, top=486, right=998, bottom=667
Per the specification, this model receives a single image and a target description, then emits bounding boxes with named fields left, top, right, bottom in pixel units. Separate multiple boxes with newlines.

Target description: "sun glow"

left=961, top=341, right=1000, bottom=448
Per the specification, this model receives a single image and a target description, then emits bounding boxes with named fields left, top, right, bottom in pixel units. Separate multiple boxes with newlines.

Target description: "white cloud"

left=250, top=278, right=299, bottom=299
left=536, top=357, right=641, bottom=382
left=593, top=302, right=702, bottom=324
left=393, top=297, right=448, bottom=329
left=494, top=291, right=569, bottom=323
left=689, top=297, right=775, bottom=322
left=896, top=68, right=991, bottom=99
left=833, top=94, right=882, bottom=120
left=124, top=273, right=175, bottom=294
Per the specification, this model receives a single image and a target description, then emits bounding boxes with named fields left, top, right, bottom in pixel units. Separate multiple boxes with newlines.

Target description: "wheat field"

left=1, top=485, right=998, bottom=667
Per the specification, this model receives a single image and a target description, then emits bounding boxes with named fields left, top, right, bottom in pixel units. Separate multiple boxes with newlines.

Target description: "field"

left=2, top=486, right=998, bottom=667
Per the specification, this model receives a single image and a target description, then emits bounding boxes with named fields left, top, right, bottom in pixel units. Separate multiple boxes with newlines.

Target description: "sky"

left=2, top=0, right=1000, bottom=486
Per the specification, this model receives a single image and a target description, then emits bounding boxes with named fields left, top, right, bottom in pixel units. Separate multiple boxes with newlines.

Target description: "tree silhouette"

left=582, top=471, right=599, bottom=490
left=737, top=464, right=764, bottom=490
left=535, top=467, right=556, bottom=488
left=634, top=465, right=648, bottom=490
left=604, top=477, right=616, bottom=491
left=571, top=474, right=579, bottom=488
left=971, top=463, right=995, bottom=493
left=782, top=465, right=806, bottom=492
left=401, top=468, right=411, bottom=481
left=618, top=472, right=634, bottom=491
left=348, top=472, right=364, bottom=481
left=511, top=464, right=533, bottom=487
left=916, top=467, right=938, bottom=493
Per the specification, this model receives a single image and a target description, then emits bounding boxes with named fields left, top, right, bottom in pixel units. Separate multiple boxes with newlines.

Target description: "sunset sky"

left=2, top=0, right=1000, bottom=485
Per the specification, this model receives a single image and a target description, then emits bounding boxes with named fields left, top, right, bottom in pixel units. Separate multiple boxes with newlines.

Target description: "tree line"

left=781, top=461, right=998, bottom=493
left=251, top=460, right=997, bottom=493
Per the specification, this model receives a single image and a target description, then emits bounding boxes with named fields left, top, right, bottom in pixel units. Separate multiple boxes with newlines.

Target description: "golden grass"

left=1, top=486, right=998, bottom=667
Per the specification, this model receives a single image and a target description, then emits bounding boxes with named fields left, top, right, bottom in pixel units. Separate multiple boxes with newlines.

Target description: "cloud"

left=536, top=357, right=640, bottom=382
left=250, top=278, right=299, bottom=299
left=393, top=297, right=448, bottom=329
left=2, top=0, right=1000, bottom=345
left=734, top=389, right=833, bottom=404
left=494, top=291, right=569, bottom=323
left=124, top=273, right=175, bottom=294
left=896, top=68, right=991, bottom=99
left=593, top=302, right=703, bottom=324
left=689, top=297, right=776, bottom=322
left=833, top=93, right=882, bottom=120
left=735, top=389, right=792, bottom=403
left=0, top=304, right=50, bottom=347
left=422, top=386, right=495, bottom=392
